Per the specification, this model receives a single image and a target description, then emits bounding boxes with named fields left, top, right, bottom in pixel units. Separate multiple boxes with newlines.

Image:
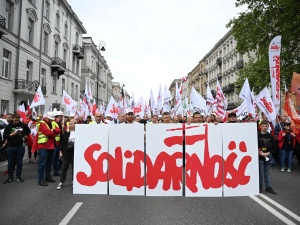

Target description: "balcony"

left=236, top=59, right=244, bottom=69
left=204, top=69, right=208, bottom=74
left=72, top=44, right=84, bottom=59
left=14, top=79, right=46, bottom=95
left=51, top=57, right=66, bottom=79
left=222, top=84, right=235, bottom=93
left=0, top=15, right=7, bottom=39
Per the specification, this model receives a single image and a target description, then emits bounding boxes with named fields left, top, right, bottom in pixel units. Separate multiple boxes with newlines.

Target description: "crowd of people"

left=0, top=109, right=299, bottom=193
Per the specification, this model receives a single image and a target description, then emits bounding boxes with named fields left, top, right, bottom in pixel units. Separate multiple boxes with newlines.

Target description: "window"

left=63, top=49, right=67, bottom=62
left=2, top=49, right=11, bottom=78
left=5, top=0, right=13, bottom=31
left=54, top=41, right=59, bottom=57
left=56, top=11, right=60, bottom=30
left=64, top=22, right=68, bottom=38
left=92, top=60, right=94, bottom=72
left=43, top=32, right=48, bottom=54
left=75, top=85, right=78, bottom=100
left=75, top=32, right=79, bottom=45
left=52, top=75, right=56, bottom=93
left=1, top=100, right=9, bottom=115
left=26, top=61, right=33, bottom=83
left=71, top=82, right=74, bottom=98
left=76, top=60, right=79, bottom=75
left=45, top=0, right=50, bottom=19
left=41, top=68, right=46, bottom=86
left=72, top=56, right=75, bottom=72
left=28, top=18, right=34, bottom=44
left=62, top=78, right=65, bottom=95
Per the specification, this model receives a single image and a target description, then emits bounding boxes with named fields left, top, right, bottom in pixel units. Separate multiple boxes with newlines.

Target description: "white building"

left=81, top=37, right=113, bottom=105
left=0, top=0, right=86, bottom=114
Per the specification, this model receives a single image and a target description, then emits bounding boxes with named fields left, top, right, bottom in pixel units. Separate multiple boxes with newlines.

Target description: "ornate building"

left=0, top=0, right=87, bottom=114
left=81, top=37, right=113, bottom=105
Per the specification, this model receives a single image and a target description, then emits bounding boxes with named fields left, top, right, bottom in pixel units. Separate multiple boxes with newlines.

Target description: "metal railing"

left=73, top=44, right=84, bottom=55
left=0, top=15, right=6, bottom=28
left=14, top=79, right=39, bottom=92
left=51, top=57, right=66, bottom=69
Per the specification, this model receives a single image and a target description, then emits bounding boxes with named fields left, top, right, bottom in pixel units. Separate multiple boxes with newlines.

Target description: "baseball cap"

left=70, top=113, right=75, bottom=117
left=126, top=108, right=134, bottom=114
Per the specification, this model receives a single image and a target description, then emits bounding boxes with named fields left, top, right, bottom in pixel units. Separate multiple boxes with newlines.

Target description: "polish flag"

left=17, top=104, right=27, bottom=121
left=213, top=80, right=227, bottom=118
left=32, top=107, right=37, bottom=119
left=3, top=109, right=6, bottom=119
left=92, top=99, right=97, bottom=116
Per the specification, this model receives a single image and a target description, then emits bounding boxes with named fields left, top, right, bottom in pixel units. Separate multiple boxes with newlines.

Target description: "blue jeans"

left=53, top=146, right=60, bottom=174
left=7, top=146, right=25, bottom=179
left=38, top=149, right=54, bottom=181
left=259, top=159, right=271, bottom=188
left=280, top=149, right=294, bottom=169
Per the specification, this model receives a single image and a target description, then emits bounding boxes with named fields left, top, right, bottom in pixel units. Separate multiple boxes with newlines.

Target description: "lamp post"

left=96, top=41, right=106, bottom=106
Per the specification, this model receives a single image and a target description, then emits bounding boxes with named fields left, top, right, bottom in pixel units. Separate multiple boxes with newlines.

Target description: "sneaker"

left=38, top=181, right=48, bottom=186
left=57, top=182, right=63, bottom=190
left=27, top=159, right=31, bottom=163
left=4, top=178, right=13, bottom=184
left=281, top=167, right=285, bottom=172
left=33, top=159, right=37, bottom=163
left=287, top=169, right=291, bottom=173
left=45, top=177, right=56, bottom=183
left=16, top=178, right=24, bottom=183
left=266, top=187, right=277, bottom=194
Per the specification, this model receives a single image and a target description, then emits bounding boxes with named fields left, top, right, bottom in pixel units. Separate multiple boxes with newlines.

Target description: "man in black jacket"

left=3, top=113, right=31, bottom=183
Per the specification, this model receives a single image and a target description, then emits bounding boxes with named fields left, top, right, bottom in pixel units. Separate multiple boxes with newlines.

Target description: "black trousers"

left=60, top=151, right=74, bottom=183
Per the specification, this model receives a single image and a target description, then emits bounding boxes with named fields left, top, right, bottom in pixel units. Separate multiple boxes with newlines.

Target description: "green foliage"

left=227, top=0, right=300, bottom=94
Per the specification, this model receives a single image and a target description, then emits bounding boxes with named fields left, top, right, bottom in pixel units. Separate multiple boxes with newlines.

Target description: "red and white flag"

left=105, top=96, right=119, bottom=119
left=26, top=99, right=32, bottom=116
left=213, top=80, right=227, bottom=118
left=269, top=35, right=282, bottom=113
left=92, top=99, right=97, bottom=116
left=62, top=90, right=78, bottom=112
left=206, top=84, right=214, bottom=114
left=133, top=96, right=144, bottom=117
left=17, top=104, right=27, bottom=121
left=157, top=84, right=163, bottom=111
left=149, top=89, right=155, bottom=112
left=174, top=82, right=183, bottom=115
left=30, top=86, right=46, bottom=108
left=3, top=109, right=6, bottom=119
left=145, top=101, right=151, bottom=116
left=85, top=82, right=93, bottom=101
left=32, top=107, right=37, bottom=119
left=255, top=87, right=276, bottom=122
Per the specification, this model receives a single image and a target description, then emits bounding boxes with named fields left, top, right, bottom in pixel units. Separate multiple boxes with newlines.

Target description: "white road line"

left=249, top=196, right=296, bottom=225
left=260, top=194, right=300, bottom=222
left=59, top=202, right=83, bottom=225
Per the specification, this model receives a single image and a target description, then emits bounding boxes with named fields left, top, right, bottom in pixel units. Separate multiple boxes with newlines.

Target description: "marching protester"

left=35, top=112, right=61, bottom=186
left=3, top=113, right=31, bottom=183
left=125, top=109, right=138, bottom=124
left=27, top=121, right=37, bottom=163
left=257, top=120, right=276, bottom=194
left=162, top=112, right=171, bottom=123
left=57, top=119, right=76, bottom=190
left=89, top=112, right=108, bottom=124
left=52, top=110, right=64, bottom=176
left=277, top=122, right=296, bottom=173
left=227, top=112, right=237, bottom=123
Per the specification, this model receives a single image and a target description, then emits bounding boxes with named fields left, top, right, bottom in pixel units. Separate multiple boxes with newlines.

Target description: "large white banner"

left=269, top=35, right=282, bottom=114
left=108, top=124, right=145, bottom=195
left=74, top=124, right=259, bottom=196
left=73, top=124, right=109, bottom=194
left=185, top=124, right=223, bottom=197
left=146, top=124, right=183, bottom=196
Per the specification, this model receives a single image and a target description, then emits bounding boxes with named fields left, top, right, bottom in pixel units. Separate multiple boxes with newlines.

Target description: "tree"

left=226, top=0, right=300, bottom=94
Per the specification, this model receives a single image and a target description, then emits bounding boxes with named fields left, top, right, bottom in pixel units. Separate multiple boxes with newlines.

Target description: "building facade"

left=81, top=37, right=113, bottom=106
left=187, top=30, right=255, bottom=110
left=0, top=0, right=86, bottom=114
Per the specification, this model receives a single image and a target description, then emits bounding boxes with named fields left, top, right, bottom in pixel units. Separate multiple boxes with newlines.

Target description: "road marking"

left=260, top=194, right=300, bottom=222
left=249, top=196, right=296, bottom=225
left=59, top=202, right=83, bottom=225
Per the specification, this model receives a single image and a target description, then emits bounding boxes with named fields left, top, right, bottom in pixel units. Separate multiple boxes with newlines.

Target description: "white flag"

left=163, top=84, right=172, bottom=103
left=157, top=84, right=163, bottom=111
left=105, top=96, right=119, bottom=119
left=174, top=82, right=183, bottom=115
left=239, top=78, right=251, bottom=101
left=133, top=96, right=145, bottom=117
left=190, top=87, right=207, bottom=115
left=149, top=89, right=155, bottom=112
left=255, top=87, right=276, bottom=122
left=269, top=35, right=282, bottom=113
left=30, top=86, right=45, bottom=108
left=62, top=90, right=78, bottom=112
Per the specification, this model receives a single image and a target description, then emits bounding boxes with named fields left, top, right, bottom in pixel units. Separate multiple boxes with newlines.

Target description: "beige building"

left=112, top=82, right=130, bottom=102
left=168, top=78, right=180, bottom=107
left=0, top=0, right=87, bottom=114
left=187, top=30, right=255, bottom=110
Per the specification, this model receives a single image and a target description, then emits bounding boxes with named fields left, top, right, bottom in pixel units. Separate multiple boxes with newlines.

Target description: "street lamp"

left=96, top=41, right=106, bottom=106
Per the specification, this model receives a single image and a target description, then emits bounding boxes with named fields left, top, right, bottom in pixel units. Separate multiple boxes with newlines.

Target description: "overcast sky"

left=68, top=0, right=246, bottom=101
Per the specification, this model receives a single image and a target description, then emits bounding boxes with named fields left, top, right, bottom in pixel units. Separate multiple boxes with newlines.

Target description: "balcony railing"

left=216, top=58, right=222, bottom=66
left=72, top=44, right=84, bottom=59
left=217, top=73, right=222, bottom=80
left=236, top=59, right=244, bottom=69
left=14, top=79, right=42, bottom=93
left=51, top=57, right=66, bottom=68
left=0, top=15, right=5, bottom=29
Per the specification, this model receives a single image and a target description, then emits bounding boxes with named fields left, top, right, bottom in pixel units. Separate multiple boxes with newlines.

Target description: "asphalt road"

left=0, top=148, right=300, bottom=225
